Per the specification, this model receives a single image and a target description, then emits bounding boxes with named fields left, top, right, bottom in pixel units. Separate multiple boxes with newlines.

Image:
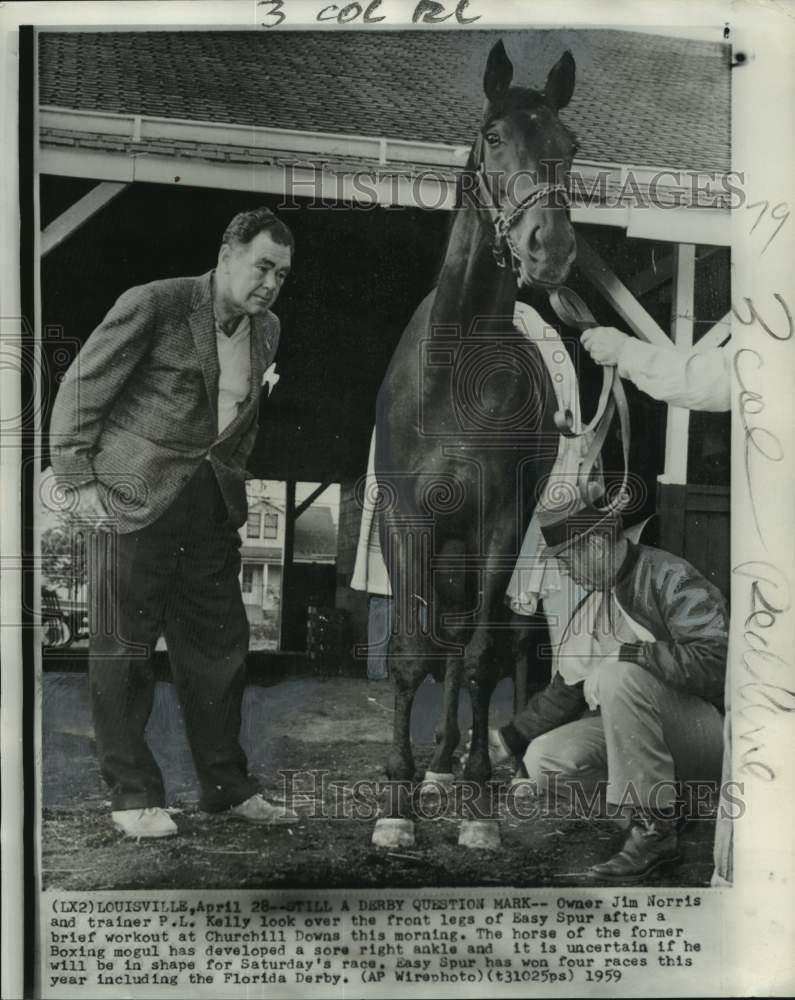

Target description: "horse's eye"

left=485, top=132, right=501, bottom=147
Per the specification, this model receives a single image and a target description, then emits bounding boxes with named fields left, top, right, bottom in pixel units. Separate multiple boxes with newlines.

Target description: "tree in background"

left=41, top=520, right=86, bottom=601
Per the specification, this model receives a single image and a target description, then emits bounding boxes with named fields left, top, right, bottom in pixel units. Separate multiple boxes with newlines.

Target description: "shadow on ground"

left=42, top=673, right=717, bottom=892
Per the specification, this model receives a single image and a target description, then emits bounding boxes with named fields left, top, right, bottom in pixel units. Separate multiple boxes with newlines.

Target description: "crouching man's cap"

left=537, top=482, right=623, bottom=558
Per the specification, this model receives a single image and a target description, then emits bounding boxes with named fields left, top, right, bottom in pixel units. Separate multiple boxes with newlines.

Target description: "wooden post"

left=662, top=243, right=697, bottom=484
left=695, top=311, right=731, bottom=353
left=280, top=480, right=297, bottom=651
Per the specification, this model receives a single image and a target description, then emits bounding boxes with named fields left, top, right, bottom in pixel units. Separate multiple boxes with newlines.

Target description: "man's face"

left=218, top=231, right=292, bottom=317
left=555, top=533, right=613, bottom=590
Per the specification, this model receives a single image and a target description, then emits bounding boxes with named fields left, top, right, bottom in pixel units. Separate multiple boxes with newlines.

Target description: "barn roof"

left=248, top=497, right=283, bottom=515
left=294, top=506, right=338, bottom=564
left=38, top=29, right=730, bottom=173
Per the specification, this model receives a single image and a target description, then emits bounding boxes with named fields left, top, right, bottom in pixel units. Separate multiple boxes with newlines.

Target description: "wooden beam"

left=626, top=206, right=730, bottom=247
left=626, top=253, right=673, bottom=298
left=575, top=233, right=671, bottom=347
left=695, top=312, right=732, bottom=353
left=41, top=182, right=127, bottom=256
left=294, top=478, right=335, bottom=520
left=625, top=248, right=721, bottom=300
left=663, top=244, right=697, bottom=485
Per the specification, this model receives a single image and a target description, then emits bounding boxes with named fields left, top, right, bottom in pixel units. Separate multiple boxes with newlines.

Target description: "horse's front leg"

left=423, top=538, right=467, bottom=790
left=456, top=555, right=515, bottom=850
left=459, top=646, right=501, bottom=849
left=371, top=632, right=427, bottom=849
left=421, top=658, right=462, bottom=792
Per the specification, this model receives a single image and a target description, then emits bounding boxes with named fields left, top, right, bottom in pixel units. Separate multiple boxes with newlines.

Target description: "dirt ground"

left=41, top=674, right=717, bottom=892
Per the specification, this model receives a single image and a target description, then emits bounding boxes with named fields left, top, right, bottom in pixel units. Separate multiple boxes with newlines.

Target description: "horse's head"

left=477, top=41, right=578, bottom=288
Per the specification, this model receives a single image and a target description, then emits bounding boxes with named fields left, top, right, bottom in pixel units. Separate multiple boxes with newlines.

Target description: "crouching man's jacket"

left=500, top=542, right=728, bottom=757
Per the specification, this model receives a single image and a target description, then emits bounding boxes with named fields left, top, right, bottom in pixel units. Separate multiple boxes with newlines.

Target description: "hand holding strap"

left=547, top=287, right=631, bottom=506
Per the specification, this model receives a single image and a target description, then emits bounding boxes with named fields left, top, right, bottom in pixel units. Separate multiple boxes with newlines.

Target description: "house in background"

left=240, top=483, right=339, bottom=631
left=240, top=495, right=285, bottom=624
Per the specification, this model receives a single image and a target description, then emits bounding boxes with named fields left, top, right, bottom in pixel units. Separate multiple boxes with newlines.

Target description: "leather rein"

left=547, top=287, right=631, bottom=511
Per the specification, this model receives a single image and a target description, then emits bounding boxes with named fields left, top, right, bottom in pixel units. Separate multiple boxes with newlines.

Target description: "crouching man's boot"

left=588, top=810, right=681, bottom=882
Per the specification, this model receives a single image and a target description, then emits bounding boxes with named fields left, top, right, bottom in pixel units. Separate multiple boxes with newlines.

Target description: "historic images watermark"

left=278, top=166, right=747, bottom=212
left=279, top=770, right=746, bottom=823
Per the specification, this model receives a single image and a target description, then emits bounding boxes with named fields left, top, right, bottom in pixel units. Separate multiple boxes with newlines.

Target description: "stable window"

left=241, top=564, right=255, bottom=593
left=262, top=513, right=278, bottom=539
left=246, top=512, right=261, bottom=539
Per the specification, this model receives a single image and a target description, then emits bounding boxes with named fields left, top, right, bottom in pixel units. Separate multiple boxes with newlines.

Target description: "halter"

left=471, top=138, right=627, bottom=512
left=474, top=135, right=571, bottom=279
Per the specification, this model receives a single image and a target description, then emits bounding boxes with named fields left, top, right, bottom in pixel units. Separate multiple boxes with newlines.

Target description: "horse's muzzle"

left=520, top=254, right=576, bottom=289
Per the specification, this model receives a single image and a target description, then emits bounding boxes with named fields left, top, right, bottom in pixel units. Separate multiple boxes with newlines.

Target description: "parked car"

left=68, top=609, right=90, bottom=643
left=41, top=587, right=72, bottom=648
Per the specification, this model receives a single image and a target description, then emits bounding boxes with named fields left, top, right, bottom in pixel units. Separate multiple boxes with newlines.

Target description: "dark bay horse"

left=372, top=41, right=579, bottom=850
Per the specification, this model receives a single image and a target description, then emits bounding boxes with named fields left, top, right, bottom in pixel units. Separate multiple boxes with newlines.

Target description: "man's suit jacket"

left=49, top=270, right=280, bottom=533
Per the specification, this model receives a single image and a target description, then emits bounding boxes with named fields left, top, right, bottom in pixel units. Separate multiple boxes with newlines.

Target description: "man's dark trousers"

left=89, top=462, right=259, bottom=812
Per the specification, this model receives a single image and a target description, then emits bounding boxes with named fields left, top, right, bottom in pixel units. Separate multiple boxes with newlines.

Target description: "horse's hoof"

left=371, top=818, right=415, bottom=849
left=420, top=771, right=455, bottom=795
left=507, top=778, right=539, bottom=814
left=458, top=819, right=501, bottom=850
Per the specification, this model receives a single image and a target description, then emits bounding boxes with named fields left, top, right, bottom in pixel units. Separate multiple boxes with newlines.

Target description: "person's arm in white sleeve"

left=581, top=327, right=731, bottom=412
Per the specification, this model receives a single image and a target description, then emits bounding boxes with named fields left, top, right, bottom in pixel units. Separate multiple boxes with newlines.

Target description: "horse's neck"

left=430, top=204, right=517, bottom=329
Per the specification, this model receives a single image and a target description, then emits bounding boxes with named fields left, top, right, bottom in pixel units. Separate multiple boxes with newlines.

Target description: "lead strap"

left=547, top=287, right=631, bottom=510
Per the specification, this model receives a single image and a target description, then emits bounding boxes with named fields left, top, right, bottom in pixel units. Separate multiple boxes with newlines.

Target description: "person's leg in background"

left=366, top=595, right=391, bottom=681
left=712, top=687, right=733, bottom=886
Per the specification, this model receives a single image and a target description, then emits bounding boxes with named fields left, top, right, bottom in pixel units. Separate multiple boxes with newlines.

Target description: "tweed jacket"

left=49, top=271, right=279, bottom=533
left=499, top=542, right=729, bottom=757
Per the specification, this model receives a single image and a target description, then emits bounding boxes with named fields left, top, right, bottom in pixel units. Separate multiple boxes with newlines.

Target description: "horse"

left=371, top=40, right=579, bottom=851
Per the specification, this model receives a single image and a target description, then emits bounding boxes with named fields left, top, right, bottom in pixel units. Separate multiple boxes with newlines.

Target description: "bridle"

left=471, top=135, right=629, bottom=514
left=473, top=133, right=571, bottom=279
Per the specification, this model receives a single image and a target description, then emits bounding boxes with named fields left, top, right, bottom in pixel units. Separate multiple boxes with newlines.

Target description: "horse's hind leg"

left=371, top=634, right=427, bottom=849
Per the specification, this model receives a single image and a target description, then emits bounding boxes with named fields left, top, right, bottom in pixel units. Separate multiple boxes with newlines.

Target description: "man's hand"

left=582, top=652, right=620, bottom=710
left=463, top=727, right=513, bottom=768
left=581, top=327, right=629, bottom=366
left=582, top=671, right=601, bottom=711
left=75, top=481, right=110, bottom=524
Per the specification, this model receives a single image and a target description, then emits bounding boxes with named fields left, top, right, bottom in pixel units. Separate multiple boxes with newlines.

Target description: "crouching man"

left=491, top=494, right=727, bottom=882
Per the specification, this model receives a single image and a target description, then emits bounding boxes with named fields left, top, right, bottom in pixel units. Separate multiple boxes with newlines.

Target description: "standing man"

left=50, top=208, right=297, bottom=838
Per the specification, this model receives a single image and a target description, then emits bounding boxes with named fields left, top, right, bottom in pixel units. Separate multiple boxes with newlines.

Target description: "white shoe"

left=112, top=807, right=178, bottom=839
left=229, top=794, right=298, bottom=825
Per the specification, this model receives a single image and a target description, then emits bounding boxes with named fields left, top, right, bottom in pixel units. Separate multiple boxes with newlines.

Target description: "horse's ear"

left=544, top=50, right=576, bottom=111
left=483, top=40, right=513, bottom=103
